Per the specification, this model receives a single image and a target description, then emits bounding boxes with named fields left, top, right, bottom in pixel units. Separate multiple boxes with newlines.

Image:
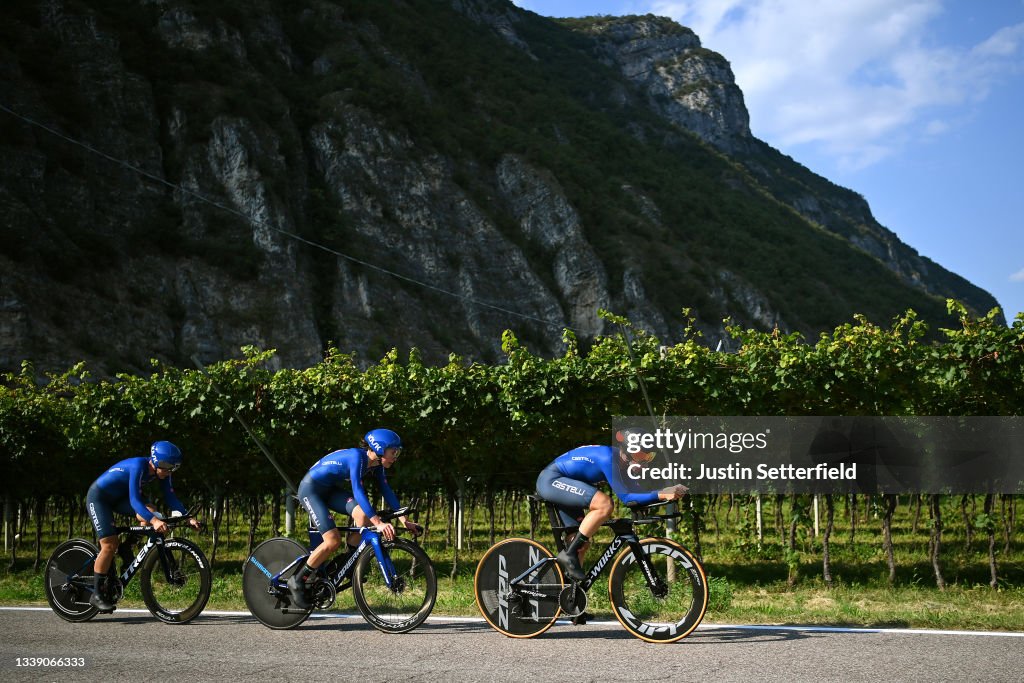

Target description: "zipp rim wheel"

left=474, top=538, right=563, bottom=639
left=607, top=537, right=708, bottom=644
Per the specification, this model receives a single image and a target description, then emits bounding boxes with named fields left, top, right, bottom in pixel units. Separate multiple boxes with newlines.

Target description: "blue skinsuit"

left=536, top=445, right=659, bottom=526
left=298, top=448, right=401, bottom=533
left=87, top=457, right=186, bottom=538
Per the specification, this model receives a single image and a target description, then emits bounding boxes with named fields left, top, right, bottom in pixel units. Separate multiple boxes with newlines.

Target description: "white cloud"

left=642, top=1, right=1024, bottom=170
left=974, top=23, right=1024, bottom=57
left=1011, top=269, right=1024, bottom=283
left=923, top=119, right=950, bottom=136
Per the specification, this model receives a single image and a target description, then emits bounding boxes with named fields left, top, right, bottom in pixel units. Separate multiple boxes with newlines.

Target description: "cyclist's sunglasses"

left=156, top=461, right=181, bottom=472
left=631, top=449, right=656, bottom=463
left=382, top=447, right=402, bottom=460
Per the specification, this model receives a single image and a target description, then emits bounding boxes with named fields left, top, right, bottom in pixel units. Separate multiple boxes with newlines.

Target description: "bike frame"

left=116, top=530, right=172, bottom=587
left=509, top=501, right=675, bottom=595
left=264, top=526, right=400, bottom=595
left=61, top=527, right=183, bottom=593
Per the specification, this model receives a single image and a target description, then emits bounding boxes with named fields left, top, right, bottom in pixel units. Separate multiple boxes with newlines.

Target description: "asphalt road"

left=2, top=608, right=1023, bottom=682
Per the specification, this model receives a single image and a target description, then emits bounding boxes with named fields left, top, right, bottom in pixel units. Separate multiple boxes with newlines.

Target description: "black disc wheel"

left=44, top=539, right=100, bottom=623
left=474, top=538, right=563, bottom=639
left=352, top=538, right=437, bottom=634
left=607, top=538, right=709, bottom=643
left=243, top=537, right=312, bottom=630
left=140, top=538, right=212, bottom=624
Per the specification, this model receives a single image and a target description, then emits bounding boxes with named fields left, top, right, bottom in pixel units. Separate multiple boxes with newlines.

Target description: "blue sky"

left=512, top=1, right=1024, bottom=322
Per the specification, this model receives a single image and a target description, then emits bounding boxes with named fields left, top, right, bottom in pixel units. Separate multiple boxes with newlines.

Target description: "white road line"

left=2, top=607, right=1021, bottom=637
left=696, top=623, right=1024, bottom=638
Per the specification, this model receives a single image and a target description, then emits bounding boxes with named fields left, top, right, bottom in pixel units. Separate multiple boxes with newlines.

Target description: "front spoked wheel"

left=44, top=539, right=100, bottom=622
left=352, top=538, right=437, bottom=634
left=243, top=537, right=312, bottom=630
left=140, top=538, right=212, bottom=624
left=474, top=538, right=564, bottom=639
left=608, top=537, right=708, bottom=643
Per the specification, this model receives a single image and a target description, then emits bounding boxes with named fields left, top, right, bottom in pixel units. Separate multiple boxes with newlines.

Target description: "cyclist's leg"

left=298, top=480, right=340, bottom=570
left=93, top=536, right=118, bottom=573
left=292, top=478, right=340, bottom=608
left=308, top=490, right=355, bottom=567
left=86, top=487, right=120, bottom=574
left=577, top=490, right=614, bottom=542
left=536, top=466, right=593, bottom=526
left=308, top=529, right=342, bottom=568
left=347, top=495, right=367, bottom=526
left=85, top=487, right=118, bottom=611
left=343, top=496, right=364, bottom=553
left=536, top=467, right=598, bottom=580
left=111, top=498, right=146, bottom=577
left=558, top=492, right=612, bottom=583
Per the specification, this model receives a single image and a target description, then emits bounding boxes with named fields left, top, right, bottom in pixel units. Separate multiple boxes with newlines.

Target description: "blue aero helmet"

left=151, top=441, right=183, bottom=471
left=365, top=428, right=402, bottom=457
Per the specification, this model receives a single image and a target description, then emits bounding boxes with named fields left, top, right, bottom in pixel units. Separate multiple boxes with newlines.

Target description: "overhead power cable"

left=0, top=102, right=568, bottom=330
left=191, top=355, right=297, bottom=494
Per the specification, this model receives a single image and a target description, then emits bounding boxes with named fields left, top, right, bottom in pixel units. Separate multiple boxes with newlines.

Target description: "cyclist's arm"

left=159, top=476, right=188, bottom=516
left=614, top=489, right=661, bottom=506
left=128, top=461, right=155, bottom=522
left=349, top=459, right=379, bottom=522
left=375, top=467, right=402, bottom=511
left=375, top=468, right=418, bottom=531
left=601, top=455, right=660, bottom=507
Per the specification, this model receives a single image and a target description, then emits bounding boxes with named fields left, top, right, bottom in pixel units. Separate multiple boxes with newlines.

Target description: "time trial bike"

left=44, top=512, right=211, bottom=624
left=474, top=496, right=708, bottom=643
left=242, top=506, right=436, bottom=633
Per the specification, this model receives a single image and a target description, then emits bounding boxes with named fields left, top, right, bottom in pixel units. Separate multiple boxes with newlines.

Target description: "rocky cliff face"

left=0, top=0, right=1001, bottom=375
left=570, top=14, right=991, bottom=309
left=575, top=15, right=752, bottom=154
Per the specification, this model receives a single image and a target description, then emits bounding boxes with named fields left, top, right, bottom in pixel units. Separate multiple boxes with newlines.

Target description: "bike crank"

left=312, top=579, right=337, bottom=610
left=558, top=583, right=588, bottom=618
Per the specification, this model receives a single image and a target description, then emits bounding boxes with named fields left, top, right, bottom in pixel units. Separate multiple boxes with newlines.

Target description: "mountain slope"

left=0, top=0, right=1001, bottom=374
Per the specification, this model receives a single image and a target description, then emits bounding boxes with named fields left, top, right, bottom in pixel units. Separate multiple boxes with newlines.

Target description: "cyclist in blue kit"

left=85, top=441, right=201, bottom=611
left=289, top=428, right=421, bottom=609
left=536, top=436, right=687, bottom=582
